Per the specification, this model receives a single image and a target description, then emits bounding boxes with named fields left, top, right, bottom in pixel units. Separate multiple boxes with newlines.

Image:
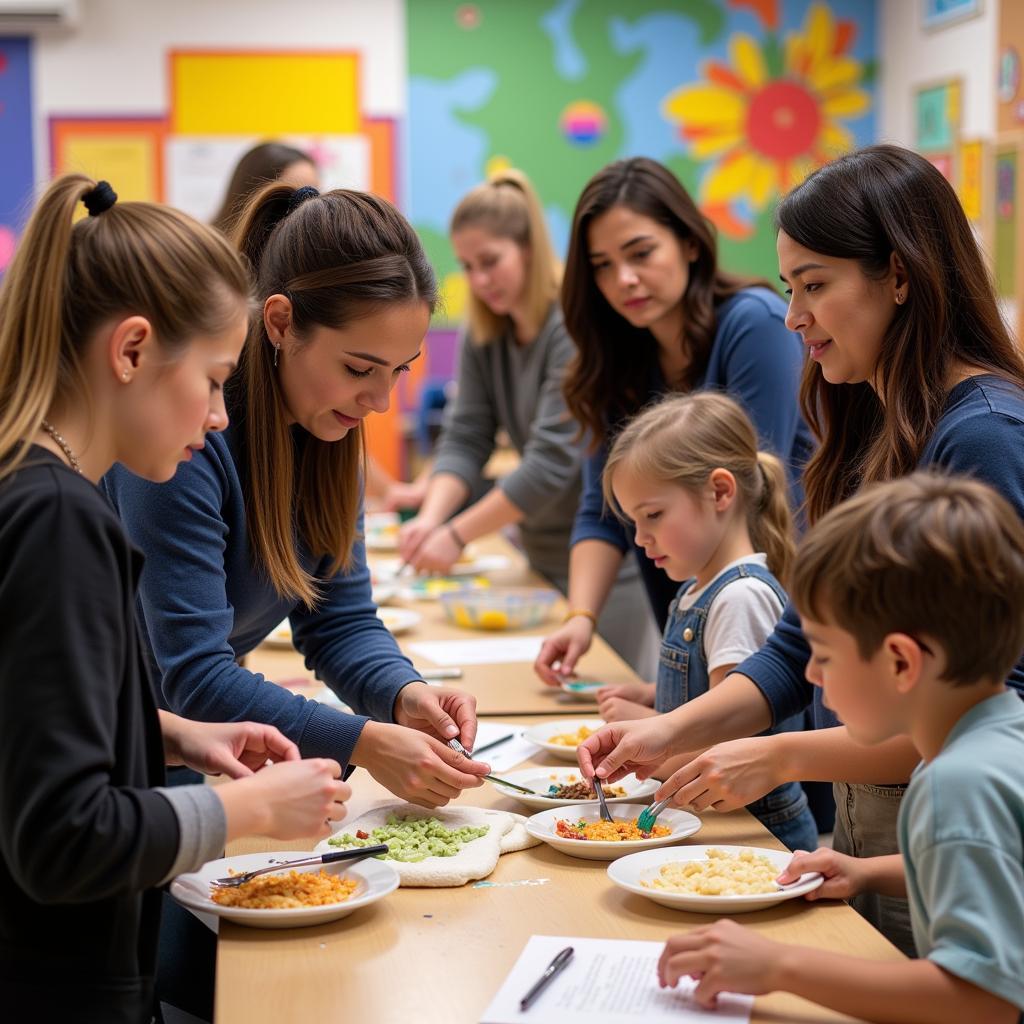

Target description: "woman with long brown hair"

left=534, top=156, right=811, bottom=685
left=577, top=145, right=1024, bottom=954
left=105, top=183, right=492, bottom=812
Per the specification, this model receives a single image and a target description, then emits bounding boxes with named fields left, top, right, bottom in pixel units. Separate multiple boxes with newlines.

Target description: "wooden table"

left=247, top=535, right=638, bottom=717
left=216, top=719, right=902, bottom=1024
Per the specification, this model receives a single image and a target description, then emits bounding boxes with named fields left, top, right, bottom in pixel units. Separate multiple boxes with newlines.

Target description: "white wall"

left=28, top=0, right=406, bottom=185
left=878, top=0, right=999, bottom=144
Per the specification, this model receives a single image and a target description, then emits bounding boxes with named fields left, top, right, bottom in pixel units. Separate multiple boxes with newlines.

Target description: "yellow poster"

left=171, top=52, right=361, bottom=136
left=959, top=139, right=983, bottom=221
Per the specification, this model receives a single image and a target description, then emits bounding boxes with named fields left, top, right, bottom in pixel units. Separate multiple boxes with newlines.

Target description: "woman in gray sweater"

left=398, top=170, right=658, bottom=675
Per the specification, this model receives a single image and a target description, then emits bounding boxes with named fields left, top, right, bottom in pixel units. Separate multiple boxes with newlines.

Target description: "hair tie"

left=286, top=185, right=320, bottom=215
left=82, top=181, right=117, bottom=216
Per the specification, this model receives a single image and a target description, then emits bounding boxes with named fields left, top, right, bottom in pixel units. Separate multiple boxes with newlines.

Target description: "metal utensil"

left=447, top=737, right=540, bottom=795
left=593, top=776, right=613, bottom=822
left=210, top=844, right=390, bottom=889
left=636, top=796, right=671, bottom=833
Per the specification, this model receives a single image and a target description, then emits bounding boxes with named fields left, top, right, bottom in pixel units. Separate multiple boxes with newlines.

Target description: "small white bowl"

left=524, top=804, right=700, bottom=861
left=524, top=718, right=605, bottom=762
left=558, top=679, right=603, bottom=703
left=607, top=845, right=824, bottom=913
left=170, top=851, right=399, bottom=929
left=488, top=769, right=658, bottom=810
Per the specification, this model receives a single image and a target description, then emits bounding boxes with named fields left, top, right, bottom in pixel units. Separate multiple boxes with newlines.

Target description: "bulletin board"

left=49, top=117, right=167, bottom=203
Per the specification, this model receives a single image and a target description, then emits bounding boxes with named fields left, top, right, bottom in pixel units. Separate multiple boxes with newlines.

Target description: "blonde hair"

left=232, top=183, right=437, bottom=608
left=603, top=392, right=796, bottom=582
left=0, top=173, right=251, bottom=483
left=450, top=168, right=561, bottom=343
left=791, top=472, right=1024, bottom=685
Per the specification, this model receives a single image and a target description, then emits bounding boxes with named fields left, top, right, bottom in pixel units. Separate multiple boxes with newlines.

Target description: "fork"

left=210, top=844, right=389, bottom=889
left=636, top=796, right=671, bottom=833
left=447, top=737, right=539, bottom=795
left=593, top=777, right=614, bottom=822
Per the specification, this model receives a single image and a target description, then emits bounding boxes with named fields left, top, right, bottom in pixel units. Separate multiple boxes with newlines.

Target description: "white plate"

left=262, top=619, right=294, bottom=649
left=607, top=845, right=824, bottom=913
left=489, top=768, right=658, bottom=810
left=364, top=511, right=401, bottom=552
left=523, top=718, right=606, bottom=762
left=525, top=804, right=701, bottom=861
left=377, top=606, right=420, bottom=635
left=375, top=554, right=511, bottom=579
left=170, top=851, right=399, bottom=929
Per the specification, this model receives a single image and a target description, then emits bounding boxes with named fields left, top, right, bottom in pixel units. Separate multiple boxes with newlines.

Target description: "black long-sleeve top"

left=0, top=450, right=180, bottom=1023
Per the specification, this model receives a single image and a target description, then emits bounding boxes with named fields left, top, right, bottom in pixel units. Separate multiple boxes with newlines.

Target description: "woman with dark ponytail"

left=105, top=183, right=492, bottom=811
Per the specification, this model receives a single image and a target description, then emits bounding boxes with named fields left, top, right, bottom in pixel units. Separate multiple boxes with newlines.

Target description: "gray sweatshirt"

left=431, top=304, right=583, bottom=582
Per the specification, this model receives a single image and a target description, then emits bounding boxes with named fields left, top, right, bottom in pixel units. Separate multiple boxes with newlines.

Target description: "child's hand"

left=534, top=616, right=596, bottom=686
left=596, top=681, right=656, bottom=706
left=597, top=695, right=658, bottom=722
left=657, top=920, right=787, bottom=1007
left=776, top=848, right=866, bottom=901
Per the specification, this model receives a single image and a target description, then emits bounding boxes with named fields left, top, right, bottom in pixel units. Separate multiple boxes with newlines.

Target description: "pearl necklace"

left=40, top=420, right=83, bottom=475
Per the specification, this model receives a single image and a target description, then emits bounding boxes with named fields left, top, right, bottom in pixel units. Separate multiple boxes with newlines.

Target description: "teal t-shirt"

left=899, top=689, right=1024, bottom=1015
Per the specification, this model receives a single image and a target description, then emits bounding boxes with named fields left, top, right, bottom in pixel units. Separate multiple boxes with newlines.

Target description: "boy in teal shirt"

left=657, top=472, right=1024, bottom=1023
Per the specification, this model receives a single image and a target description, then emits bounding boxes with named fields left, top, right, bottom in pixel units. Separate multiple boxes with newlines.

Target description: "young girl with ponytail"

left=599, top=391, right=819, bottom=852
left=104, top=182, right=491, bottom=810
left=0, top=175, right=350, bottom=1023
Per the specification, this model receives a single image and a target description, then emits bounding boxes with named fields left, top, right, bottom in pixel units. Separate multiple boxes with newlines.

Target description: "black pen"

left=519, top=945, right=574, bottom=1011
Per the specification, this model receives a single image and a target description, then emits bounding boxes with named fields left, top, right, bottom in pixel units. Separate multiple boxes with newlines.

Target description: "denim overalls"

left=657, top=562, right=820, bottom=852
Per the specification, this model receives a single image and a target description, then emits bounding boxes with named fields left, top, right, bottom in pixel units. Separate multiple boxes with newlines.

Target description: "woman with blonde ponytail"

left=0, top=175, right=352, bottom=1023
left=397, top=168, right=659, bottom=676
left=597, top=391, right=818, bottom=852
left=104, top=181, right=492, bottom=815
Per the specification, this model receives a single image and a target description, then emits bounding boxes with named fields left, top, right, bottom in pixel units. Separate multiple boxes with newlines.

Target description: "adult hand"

left=397, top=515, right=441, bottom=564
left=657, top=920, right=788, bottom=1008
left=652, top=736, right=781, bottom=812
left=394, top=681, right=479, bottom=750
left=405, top=526, right=462, bottom=575
left=576, top=716, right=677, bottom=784
left=534, top=616, right=595, bottom=686
left=776, top=848, right=867, bottom=902
left=162, top=714, right=299, bottom=777
left=225, top=758, right=351, bottom=841
left=352, top=720, right=490, bottom=808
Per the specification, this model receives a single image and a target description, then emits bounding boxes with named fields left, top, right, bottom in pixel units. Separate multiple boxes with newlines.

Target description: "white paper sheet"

left=481, top=935, right=753, bottom=1024
left=408, top=636, right=545, bottom=666
left=469, top=721, right=542, bottom=772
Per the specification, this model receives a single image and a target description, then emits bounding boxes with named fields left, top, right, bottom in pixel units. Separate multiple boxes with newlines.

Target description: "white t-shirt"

left=676, top=553, right=785, bottom=674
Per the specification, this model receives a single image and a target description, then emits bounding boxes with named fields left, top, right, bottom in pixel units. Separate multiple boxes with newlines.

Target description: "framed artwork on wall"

left=923, top=0, right=983, bottom=32
left=915, top=78, right=961, bottom=154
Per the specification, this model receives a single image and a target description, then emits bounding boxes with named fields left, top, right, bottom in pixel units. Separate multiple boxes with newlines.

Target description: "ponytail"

left=0, top=173, right=251, bottom=482
left=752, top=451, right=796, bottom=584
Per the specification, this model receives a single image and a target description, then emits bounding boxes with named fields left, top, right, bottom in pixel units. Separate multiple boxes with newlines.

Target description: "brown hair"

left=212, top=141, right=314, bottom=234
left=777, top=144, right=1024, bottom=524
left=0, top=173, right=251, bottom=482
left=603, top=391, right=795, bottom=582
left=562, top=157, right=774, bottom=446
left=232, top=184, right=437, bottom=607
left=791, top=472, right=1024, bottom=686
left=450, top=168, right=561, bottom=343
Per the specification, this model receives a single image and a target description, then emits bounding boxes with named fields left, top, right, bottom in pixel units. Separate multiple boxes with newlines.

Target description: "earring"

left=895, top=291, right=905, bottom=305
left=274, top=344, right=280, bottom=368
left=121, top=370, right=130, bottom=381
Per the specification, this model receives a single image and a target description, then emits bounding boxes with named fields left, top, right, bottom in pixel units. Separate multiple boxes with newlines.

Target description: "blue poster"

left=0, top=36, right=34, bottom=273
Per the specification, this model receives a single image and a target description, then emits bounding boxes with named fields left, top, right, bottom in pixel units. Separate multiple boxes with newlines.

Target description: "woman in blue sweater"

left=106, top=183, right=491, bottom=809
left=535, top=157, right=812, bottom=684
left=578, top=145, right=1024, bottom=954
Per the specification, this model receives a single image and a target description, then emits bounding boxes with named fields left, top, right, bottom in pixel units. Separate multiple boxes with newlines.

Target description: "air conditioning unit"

left=0, top=0, right=79, bottom=30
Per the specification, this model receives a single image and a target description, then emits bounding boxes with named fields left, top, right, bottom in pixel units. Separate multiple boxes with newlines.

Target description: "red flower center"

left=746, top=80, right=821, bottom=160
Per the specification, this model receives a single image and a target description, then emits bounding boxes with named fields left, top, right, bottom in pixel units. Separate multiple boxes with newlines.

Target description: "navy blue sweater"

left=570, top=287, right=813, bottom=627
left=740, top=375, right=1024, bottom=727
left=104, top=426, right=422, bottom=768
